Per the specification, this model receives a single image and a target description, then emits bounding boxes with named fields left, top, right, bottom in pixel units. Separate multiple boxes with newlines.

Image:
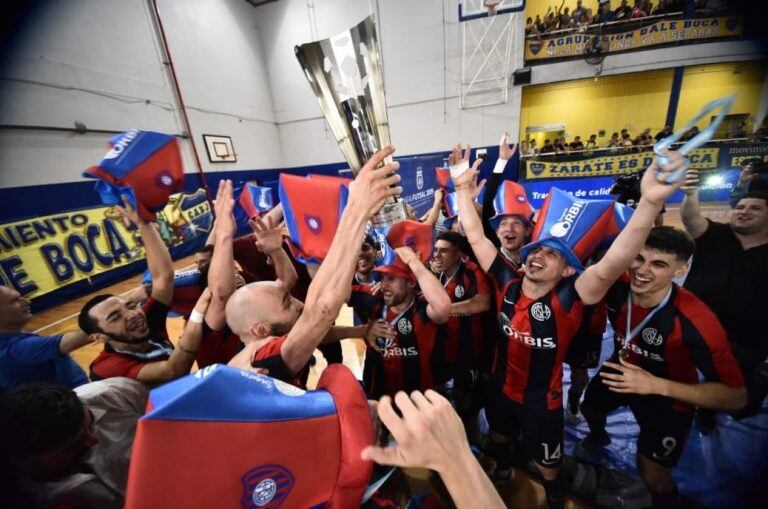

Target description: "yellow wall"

left=520, top=70, right=674, bottom=142
left=674, top=62, right=767, bottom=131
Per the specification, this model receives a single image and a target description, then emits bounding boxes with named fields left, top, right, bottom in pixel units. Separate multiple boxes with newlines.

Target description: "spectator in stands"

left=621, top=132, right=634, bottom=148
left=571, top=0, right=587, bottom=23
left=634, top=128, right=653, bottom=146
left=520, top=140, right=534, bottom=157
left=606, top=132, right=621, bottom=148
left=728, top=120, right=747, bottom=139
left=529, top=139, right=539, bottom=154
left=541, top=138, right=555, bottom=154
left=681, top=172, right=768, bottom=420
left=559, top=5, right=574, bottom=29
left=553, top=137, right=566, bottom=153
left=79, top=197, right=212, bottom=385
left=598, top=2, right=616, bottom=22
left=631, top=0, right=649, bottom=18
left=655, top=124, right=673, bottom=141
left=621, top=128, right=631, bottom=139
left=1, top=379, right=148, bottom=509
left=585, top=133, right=598, bottom=149
left=570, top=135, right=585, bottom=151
left=534, top=14, right=544, bottom=33
left=653, top=0, right=670, bottom=14
left=615, top=0, right=633, bottom=19
left=680, top=125, right=700, bottom=142
left=525, top=16, right=534, bottom=35
left=1, top=287, right=90, bottom=390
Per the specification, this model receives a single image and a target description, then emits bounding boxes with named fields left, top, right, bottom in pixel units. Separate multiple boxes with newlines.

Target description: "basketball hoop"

left=484, top=0, right=500, bottom=15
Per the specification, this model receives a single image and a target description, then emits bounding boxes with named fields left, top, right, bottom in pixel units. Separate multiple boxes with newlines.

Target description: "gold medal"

left=618, top=348, right=630, bottom=360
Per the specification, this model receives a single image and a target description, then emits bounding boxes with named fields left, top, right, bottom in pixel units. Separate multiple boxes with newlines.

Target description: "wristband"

left=493, top=157, right=508, bottom=175
left=449, top=160, right=469, bottom=179
left=189, top=310, right=205, bottom=324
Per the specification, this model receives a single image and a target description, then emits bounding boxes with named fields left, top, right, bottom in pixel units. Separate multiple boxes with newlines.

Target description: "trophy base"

left=371, top=199, right=407, bottom=228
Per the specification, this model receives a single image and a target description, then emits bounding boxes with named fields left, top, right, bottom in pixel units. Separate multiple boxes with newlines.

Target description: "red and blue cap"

left=489, top=181, right=534, bottom=229
left=520, top=187, right=615, bottom=272
left=373, top=219, right=434, bottom=281
left=126, top=364, right=373, bottom=509
left=84, top=130, right=184, bottom=221
left=442, top=188, right=486, bottom=229
left=279, top=173, right=349, bottom=265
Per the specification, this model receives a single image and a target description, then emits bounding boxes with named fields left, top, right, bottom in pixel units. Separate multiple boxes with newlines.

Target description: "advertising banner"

left=525, top=16, right=742, bottom=62
left=0, top=189, right=212, bottom=300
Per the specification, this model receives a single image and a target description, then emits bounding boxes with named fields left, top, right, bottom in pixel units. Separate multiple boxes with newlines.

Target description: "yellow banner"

left=0, top=189, right=212, bottom=299
left=525, top=147, right=719, bottom=179
left=525, top=17, right=743, bottom=61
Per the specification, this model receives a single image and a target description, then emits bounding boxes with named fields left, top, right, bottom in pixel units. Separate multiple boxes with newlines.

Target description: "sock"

left=650, top=486, right=680, bottom=509
left=542, top=469, right=566, bottom=509
left=486, top=440, right=513, bottom=471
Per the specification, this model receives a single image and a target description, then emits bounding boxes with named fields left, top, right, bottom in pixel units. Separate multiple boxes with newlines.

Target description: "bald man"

left=227, top=146, right=403, bottom=386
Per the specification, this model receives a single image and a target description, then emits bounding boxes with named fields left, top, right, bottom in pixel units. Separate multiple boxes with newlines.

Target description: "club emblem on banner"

left=416, top=169, right=424, bottom=190
left=240, top=464, right=294, bottom=509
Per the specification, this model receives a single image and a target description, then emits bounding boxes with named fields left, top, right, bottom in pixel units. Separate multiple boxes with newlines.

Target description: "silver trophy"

left=295, top=16, right=406, bottom=228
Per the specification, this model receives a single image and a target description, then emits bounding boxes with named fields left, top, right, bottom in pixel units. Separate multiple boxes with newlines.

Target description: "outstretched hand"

left=360, top=390, right=469, bottom=474
left=213, top=180, right=236, bottom=238
left=499, top=131, right=517, bottom=160
left=680, top=169, right=700, bottom=196
left=347, top=145, right=402, bottom=217
left=249, top=216, right=284, bottom=255
left=640, top=149, right=687, bottom=207
left=115, top=195, right=144, bottom=229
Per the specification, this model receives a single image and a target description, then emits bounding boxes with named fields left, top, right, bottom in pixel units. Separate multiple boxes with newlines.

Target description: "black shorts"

left=565, top=332, right=602, bottom=369
left=582, top=367, right=693, bottom=468
left=485, top=384, right=564, bottom=468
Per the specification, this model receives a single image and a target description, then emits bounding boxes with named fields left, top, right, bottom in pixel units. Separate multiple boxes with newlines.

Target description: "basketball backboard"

left=458, top=0, right=525, bottom=22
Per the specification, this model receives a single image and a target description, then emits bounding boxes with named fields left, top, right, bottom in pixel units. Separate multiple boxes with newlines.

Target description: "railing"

left=525, top=11, right=684, bottom=40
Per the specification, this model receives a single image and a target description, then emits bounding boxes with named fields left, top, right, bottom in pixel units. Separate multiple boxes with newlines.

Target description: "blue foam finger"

left=653, top=95, right=734, bottom=184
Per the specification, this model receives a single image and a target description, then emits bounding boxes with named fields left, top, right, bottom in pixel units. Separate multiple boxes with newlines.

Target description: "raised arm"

left=679, top=169, right=709, bottom=239
left=136, top=289, right=212, bottom=384
left=206, top=180, right=237, bottom=331
left=452, top=144, right=498, bottom=272
left=116, top=197, right=174, bottom=306
left=280, top=146, right=402, bottom=375
left=395, top=246, right=451, bottom=325
left=575, top=152, right=687, bottom=305
left=249, top=216, right=298, bottom=290
left=420, top=188, right=444, bottom=226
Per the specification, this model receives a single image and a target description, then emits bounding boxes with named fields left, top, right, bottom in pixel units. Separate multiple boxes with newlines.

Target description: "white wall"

left=255, top=0, right=524, bottom=168
left=0, top=0, right=280, bottom=189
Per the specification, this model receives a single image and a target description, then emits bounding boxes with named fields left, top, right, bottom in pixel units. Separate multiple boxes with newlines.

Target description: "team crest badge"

left=642, top=328, right=663, bottom=346
left=529, top=162, right=545, bottom=176
left=304, top=215, right=322, bottom=234
left=241, top=464, right=294, bottom=508
left=416, top=169, right=424, bottom=190
left=454, top=285, right=465, bottom=299
left=529, top=41, right=543, bottom=55
left=397, top=318, right=413, bottom=334
left=531, top=302, right=552, bottom=321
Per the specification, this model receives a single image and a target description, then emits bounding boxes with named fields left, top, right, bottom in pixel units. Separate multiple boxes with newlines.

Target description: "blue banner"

left=396, top=155, right=442, bottom=217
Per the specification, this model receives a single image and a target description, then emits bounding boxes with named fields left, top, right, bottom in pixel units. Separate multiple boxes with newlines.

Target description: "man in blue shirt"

left=0, top=286, right=90, bottom=389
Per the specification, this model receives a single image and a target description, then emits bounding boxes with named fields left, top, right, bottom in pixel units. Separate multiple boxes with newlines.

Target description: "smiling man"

left=577, top=226, right=746, bottom=509
left=452, top=142, right=688, bottom=509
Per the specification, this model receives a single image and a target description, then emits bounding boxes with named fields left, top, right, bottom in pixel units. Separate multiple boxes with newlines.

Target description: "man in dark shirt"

left=681, top=174, right=768, bottom=417
left=577, top=227, right=746, bottom=509
left=570, top=136, right=584, bottom=151
left=452, top=142, right=687, bottom=508
left=654, top=125, right=672, bottom=142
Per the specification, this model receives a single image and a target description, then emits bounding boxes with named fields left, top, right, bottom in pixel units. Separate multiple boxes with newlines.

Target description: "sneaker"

left=564, top=407, right=582, bottom=426
left=573, top=433, right=610, bottom=464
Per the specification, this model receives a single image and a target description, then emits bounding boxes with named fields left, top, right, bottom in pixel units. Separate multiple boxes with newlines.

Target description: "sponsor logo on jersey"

left=531, top=302, right=552, bottom=321
left=381, top=337, right=419, bottom=358
left=616, top=335, right=664, bottom=361
left=497, top=312, right=556, bottom=349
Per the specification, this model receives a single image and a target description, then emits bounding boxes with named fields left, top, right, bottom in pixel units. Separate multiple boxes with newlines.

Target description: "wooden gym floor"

left=24, top=202, right=731, bottom=509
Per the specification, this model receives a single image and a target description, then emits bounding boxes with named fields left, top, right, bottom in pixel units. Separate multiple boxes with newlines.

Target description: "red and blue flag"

left=235, top=182, right=274, bottom=226
left=279, top=173, right=349, bottom=264
left=84, top=130, right=184, bottom=221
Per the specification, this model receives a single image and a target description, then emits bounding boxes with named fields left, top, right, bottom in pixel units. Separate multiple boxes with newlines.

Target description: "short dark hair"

left=363, top=234, right=379, bottom=249
left=197, top=244, right=214, bottom=255
left=2, top=384, right=84, bottom=458
left=436, top=231, right=471, bottom=254
left=736, top=191, right=768, bottom=208
left=78, top=294, right=113, bottom=334
left=644, top=226, right=696, bottom=261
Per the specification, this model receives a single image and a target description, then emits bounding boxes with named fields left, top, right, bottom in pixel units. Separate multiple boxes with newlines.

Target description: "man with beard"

left=452, top=143, right=687, bottom=508
left=577, top=227, right=746, bottom=509
left=78, top=198, right=212, bottom=385
left=224, top=146, right=401, bottom=386
left=431, top=231, right=490, bottom=435
left=681, top=170, right=768, bottom=419
left=360, top=246, right=452, bottom=399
